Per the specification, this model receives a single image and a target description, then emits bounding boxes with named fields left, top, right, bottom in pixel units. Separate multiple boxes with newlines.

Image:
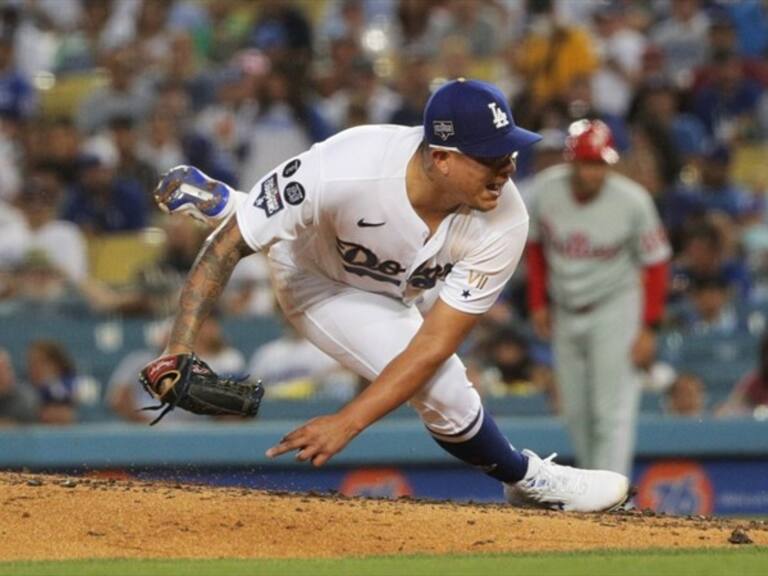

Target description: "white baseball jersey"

left=235, top=125, right=529, bottom=315
left=527, top=164, right=670, bottom=310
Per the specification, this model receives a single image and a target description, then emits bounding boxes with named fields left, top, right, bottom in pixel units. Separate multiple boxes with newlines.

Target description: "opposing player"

left=526, top=120, right=671, bottom=476
left=142, top=80, right=631, bottom=512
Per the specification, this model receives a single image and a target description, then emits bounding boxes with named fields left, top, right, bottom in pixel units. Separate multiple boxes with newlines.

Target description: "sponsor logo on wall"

left=340, top=468, right=413, bottom=499
left=636, top=460, right=714, bottom=515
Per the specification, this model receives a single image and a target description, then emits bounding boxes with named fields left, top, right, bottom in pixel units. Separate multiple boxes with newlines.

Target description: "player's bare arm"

left=166, top=216, right=254, bottom=355
left=266, top=299, right=481, bottom=466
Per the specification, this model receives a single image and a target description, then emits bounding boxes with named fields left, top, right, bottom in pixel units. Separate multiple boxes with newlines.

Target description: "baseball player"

left=141, top=80, right=631, bottom=512
left=526, top=119, right=671, bottom=477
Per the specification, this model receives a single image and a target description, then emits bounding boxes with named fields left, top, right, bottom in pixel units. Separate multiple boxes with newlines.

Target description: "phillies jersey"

left=235, top=125, right=529, bottom=314
left=526, top=164, right=670, bottom=310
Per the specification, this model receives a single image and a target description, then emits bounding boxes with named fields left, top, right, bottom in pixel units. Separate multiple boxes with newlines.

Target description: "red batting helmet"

left=565, top=119, right=619, bottom=165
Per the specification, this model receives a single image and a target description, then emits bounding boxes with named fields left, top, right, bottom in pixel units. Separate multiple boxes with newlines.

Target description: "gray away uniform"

left=526, top=164, right=670, bottom=475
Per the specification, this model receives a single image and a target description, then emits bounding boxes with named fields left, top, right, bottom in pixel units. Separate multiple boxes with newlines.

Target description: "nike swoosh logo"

left=357, top=218, right=386, bottom=228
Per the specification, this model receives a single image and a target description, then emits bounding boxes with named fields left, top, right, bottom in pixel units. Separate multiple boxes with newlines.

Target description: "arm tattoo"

left=167, top=216, right=253, bottom=352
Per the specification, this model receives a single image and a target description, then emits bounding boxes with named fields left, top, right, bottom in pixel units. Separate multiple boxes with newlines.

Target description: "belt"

left=562, top=303, right=596, bottom=315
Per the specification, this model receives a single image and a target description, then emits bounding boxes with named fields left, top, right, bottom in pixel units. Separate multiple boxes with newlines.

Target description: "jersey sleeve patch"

left=282, top=158, right=301, bottom=177
left=253, top=173, right=283, bottom=217
left=284, top=181, right=306, bottom=206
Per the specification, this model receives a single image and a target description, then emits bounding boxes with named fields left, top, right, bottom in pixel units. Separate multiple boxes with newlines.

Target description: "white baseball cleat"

left=504, top=450, right=631, bottom=512
left=154, top=165, right=232, bottom=223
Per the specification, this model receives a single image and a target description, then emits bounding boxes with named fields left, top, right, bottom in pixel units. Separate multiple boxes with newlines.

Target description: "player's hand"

left=531, top=307, right=551, bottom=341
left=631, top=326, right=656, bottom=369
left=266, top=413, right=361, bottom=467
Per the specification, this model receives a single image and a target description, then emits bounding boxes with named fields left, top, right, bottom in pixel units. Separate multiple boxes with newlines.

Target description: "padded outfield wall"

left=0, top=418, right=767, bottom=517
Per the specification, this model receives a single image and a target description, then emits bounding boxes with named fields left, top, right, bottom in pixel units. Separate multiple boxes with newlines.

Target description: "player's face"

left=451, top=152, right=517, bottom=212
left=572, top=160, right=610, bottom=200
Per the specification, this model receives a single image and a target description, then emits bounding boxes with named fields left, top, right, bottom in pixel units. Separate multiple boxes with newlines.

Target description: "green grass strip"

left=1, top=548, right=766, bottom=576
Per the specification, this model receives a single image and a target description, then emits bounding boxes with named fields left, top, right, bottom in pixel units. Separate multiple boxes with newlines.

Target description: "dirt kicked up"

left=1, top=472, right=766, bottom=561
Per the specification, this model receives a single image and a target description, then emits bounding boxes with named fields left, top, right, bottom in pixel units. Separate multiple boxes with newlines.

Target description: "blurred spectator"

left=626, top=77, right=707, bottom=179
left=668, top=220, right=751, bottom=303
left=716, top=331, right=768, bottom=418
left=662, top=145, right=756, bottom=247
left=692, top=48, right=763, bottom=143
left=182, top=130, right=239, bottom=190
left=693, top=12, right=768, bottom=89
left=434, top=34, right=473, bottom=85
left=109, top=114, right=158, bottom=199
left=560, top=74, right=630, bottom=151
left=1, top=163, right=88, bottom=283
left=75, top=46, right=155, bottom=135
left=133, top=0, right=174, bottom=75
left=512, top=0, right=598, bottom=122
left=238, top=62, right=332, bottom=189
left=29, top=118, right=82, bottom=187
left=0, top=116, right=21, bottom=201
left=388, top=49, right=432, bottom=126
left=668, top=272, right=741, bottom=336
left=55, top=0, right=112, bottom=72
left=223, top=252, right=276, bottom=317
left=158, top=30, right=216, bottom=113
left=250, top=0, right=313, bottom=70
left=590, top=6, right=647, bottom=118
left=719, top=0, right=768, bottom=59
left=136, top=106, right=185, bottom=175
left=195, top=312, right=246, bottom=375
left=421, top=0, right=504, bottom=60
left=663, top=372, right=706, bottom=416
left=0, top=28, right=37, bottom=121
left=62, top=147, right=148, bottom=233
left=345, top=57, right=401, bottom=125
left=650, top=0, right=710, bottom=89
left=320, top=0, right=367, bottom=49
left=3, top=1, right=55, bottom=78
left=469, top=325, right=556, bottom=406
left=620, top=119, right=679, bottom=203
left=108, top=314, right=245, bottom=423
left=517, top=127, right=567, bottom=195
left=0, top=347, right=39, bottom=425
left=394, top=0, right=433, bottom=52
left=26, top=340, right=78, bottom=424
left=248, top=324, right=356, bottom=400
left=202, top=1, right=258, bottom=65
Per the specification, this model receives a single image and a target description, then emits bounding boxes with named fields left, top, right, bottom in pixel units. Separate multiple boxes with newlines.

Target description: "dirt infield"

left=1, top=472, right=766, bottom=560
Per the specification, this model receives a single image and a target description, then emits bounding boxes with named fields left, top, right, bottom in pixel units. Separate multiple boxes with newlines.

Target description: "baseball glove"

left=139, top=353, right=264, bottom=425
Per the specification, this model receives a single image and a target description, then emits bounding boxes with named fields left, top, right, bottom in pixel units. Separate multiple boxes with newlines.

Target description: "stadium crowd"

left=1, top=0, right=768, bottom=427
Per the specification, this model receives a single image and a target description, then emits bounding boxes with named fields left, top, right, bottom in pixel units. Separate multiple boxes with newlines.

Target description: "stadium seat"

left=87, top=228, right=167, bottom=286
left=38, top=70, right=109, bottom=119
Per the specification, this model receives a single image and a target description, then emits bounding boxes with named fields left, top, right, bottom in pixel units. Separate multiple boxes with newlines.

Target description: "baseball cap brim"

left=458, top=126, right=542, bottom=157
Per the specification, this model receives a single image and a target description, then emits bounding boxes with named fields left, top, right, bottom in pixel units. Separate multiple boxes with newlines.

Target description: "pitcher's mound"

left=1, top=472, right=766, bottom=560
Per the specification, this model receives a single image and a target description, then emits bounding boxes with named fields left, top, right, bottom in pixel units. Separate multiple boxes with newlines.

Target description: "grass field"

left=2, top=549, right=766, bottom=576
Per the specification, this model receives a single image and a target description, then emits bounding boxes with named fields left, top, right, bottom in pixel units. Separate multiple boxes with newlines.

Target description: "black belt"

left=562, top=303, right=596, bottom=315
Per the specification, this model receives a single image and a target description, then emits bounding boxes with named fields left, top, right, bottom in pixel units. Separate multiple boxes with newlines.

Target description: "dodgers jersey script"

left=235, top=125, right=529, bottom=315
left=526, top=164, right=670, bottom=310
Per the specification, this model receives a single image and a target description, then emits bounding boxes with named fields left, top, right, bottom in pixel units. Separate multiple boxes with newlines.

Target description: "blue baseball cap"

left=424, top=79, right=541, bottom=157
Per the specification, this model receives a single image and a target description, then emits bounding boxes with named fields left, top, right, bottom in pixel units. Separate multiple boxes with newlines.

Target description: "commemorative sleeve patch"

left=284, top=181, right=306, bottom=206
left=254, top=173, right=283, bottom=217
left=282, top=158, right=301, bottom=177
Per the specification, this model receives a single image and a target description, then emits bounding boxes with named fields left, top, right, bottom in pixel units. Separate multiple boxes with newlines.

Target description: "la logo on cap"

left=488, top=102, right=509, bottom=129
